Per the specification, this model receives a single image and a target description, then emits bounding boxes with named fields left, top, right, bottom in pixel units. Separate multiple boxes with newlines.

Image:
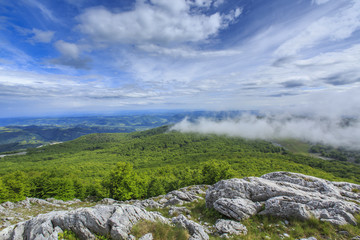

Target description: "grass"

left=58, top=230, right=79, bottom=240
left=182, top=198, right=227, bottom=225
left=352, top=188, right=360, bottom=193
left=131, top=220, right=189, bottom=240
left=237, top=214, right=360, bottom=240
left=274, top=138, right=311, bottom=155
left=58, top=230, right=110, bottom=240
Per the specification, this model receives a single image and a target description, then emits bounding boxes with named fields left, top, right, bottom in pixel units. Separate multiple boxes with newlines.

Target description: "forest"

left=0, top=125, right=359, bottom=203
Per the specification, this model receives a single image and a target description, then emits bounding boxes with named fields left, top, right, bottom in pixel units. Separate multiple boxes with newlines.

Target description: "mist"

left=171, top=114, right=360, bottom=150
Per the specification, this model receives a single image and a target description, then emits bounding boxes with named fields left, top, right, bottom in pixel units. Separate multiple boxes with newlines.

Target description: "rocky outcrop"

left=1, top=173, right=359, bottom=240
left=0, top=198, right=91, bottom=230
left=127, top=185, right=208, bottom=209
left=214, top=219, right=247, bottom=237
left=0, top=204, right=168, bottom=240
left=172, top=214, right=209, bottom=240
left=206, top=172, right=360, bottom=225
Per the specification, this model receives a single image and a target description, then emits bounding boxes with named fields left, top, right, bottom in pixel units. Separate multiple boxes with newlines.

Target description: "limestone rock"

left=165, top=197, right=184, bottom=206
left=168, top=206, right=191, bottom=216
left=0, top=204, right=168, bottom=240
left=139, top=233, right=153, bottom=240
left=213, top=198, right=261, bottom=221
left=172, top=214, right=209, bottom=240
left=206, top=172, right=360, bottom=225
left=214, top=219, right=247, bottom=236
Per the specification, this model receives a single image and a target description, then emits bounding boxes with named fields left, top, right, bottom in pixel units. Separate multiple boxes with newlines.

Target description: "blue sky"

left=0, top=0, right=360, bottom=117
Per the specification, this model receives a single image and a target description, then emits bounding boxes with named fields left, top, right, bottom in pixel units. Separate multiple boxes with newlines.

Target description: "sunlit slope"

left=0, top=125, right=359, bottom=184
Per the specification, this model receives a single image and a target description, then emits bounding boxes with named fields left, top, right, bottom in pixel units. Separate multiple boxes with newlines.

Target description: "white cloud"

left=30, top=29, right=55, bottom=43
left=54, top=40, right=80, bottom=59
left=276, top=0, right=360, bottom=56
left=137, top=44, right=241, bottom=58
left=312, top=0, right=331, bottom=5
left=0, top=67, right=162, bottom=117
left=213, top=0, right=225, bottom=8
left=172, top=115, right=360, bottom=149
left=51, top=40, right=91, bottom=69
left=77, top=0, right=241, bottom=45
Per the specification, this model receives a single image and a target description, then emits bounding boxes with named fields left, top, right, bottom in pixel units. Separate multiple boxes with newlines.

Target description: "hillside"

left=0, top=113, right=184, bottom=153
left=0, top=126, right=360, bottom=204
left=0, top=111, right=249, bottom=153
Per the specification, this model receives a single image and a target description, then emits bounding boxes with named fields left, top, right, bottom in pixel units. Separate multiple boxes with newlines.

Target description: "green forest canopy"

left=0, top=125, right=359, bottom=203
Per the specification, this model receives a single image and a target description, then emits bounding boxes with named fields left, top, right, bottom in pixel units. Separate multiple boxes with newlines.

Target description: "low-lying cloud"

left=171, top=115, right=360, bottom=150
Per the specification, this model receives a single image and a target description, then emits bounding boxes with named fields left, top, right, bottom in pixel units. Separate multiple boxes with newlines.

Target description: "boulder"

left=214, top=219, right=247, bottom=236
left=172, top=214, right=209, bottom=240
left=206, top=172, right=360, bottom=225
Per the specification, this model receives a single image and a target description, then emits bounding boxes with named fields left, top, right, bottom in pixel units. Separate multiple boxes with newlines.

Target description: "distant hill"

left=0, top=111, right=253, bottom=153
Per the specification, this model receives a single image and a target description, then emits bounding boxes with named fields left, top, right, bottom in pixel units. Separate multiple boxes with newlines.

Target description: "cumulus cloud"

left=54, top=40, right=80, bottom=59
left=77, top=0, right=241, bottom=45
left=51, top=40, right=90, bottom=69
left=172, top=115, right=360, bottom=150
left=30, top=28, right=54, bottom=43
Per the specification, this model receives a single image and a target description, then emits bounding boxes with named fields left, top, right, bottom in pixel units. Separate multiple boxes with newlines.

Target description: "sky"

left=0, top=0, right=360, bottom=118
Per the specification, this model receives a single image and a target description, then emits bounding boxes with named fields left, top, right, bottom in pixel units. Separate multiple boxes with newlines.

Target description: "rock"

left=214, top=219, right=247, bottom=236
left=281, top=233, right=290, bottom=238
left=0, top=204, right=169, bottom=240
left=98, top=198, right=118, bottom=205
left=168, top=206, right=191, bottom=216
left=206, top=172, right=360, bottom=225
left=133, top=199, right=163, bottom=209
left=139, top=233, right=153, bottom=240
left=165, top=197, right=183, bottom=206
left=1, top=202, right=15, bottom=209
left=352, top=236, right=360, bottom=240
left=172, top=214, right=209, bottom=240
left=298, top=237, right=317, bottom=240
left=213, top=198, right=261, bottom=221
left=165, top=185, right=207, bottom=205
left=127, top=235, right=136, bottom=240
left=338, top=230, right=349, bottom=236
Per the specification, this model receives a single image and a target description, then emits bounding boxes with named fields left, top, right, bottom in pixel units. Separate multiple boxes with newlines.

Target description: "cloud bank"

left=171, top=115, right=360, bottom=150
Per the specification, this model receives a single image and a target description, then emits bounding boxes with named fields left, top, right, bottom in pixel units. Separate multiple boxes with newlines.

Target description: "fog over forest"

left=172, top=114, right=360, bottom=150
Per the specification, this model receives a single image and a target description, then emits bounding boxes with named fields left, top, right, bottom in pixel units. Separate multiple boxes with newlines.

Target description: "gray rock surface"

left=139, top=233, right=153, bottom=240
left=214, top=219, right=247, bottom=236
left=206, top=172, right=360, bottom=225
left=0, top=204, right=168, bottom=240
left=0, top=198, right=94, bottom=230
left=168, top=206, right=191, bottom=216
left=172, top=214, right=209, bottom=240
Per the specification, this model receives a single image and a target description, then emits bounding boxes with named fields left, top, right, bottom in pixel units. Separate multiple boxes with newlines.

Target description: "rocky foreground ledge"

left=0, top=172, right=359, bottom=240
